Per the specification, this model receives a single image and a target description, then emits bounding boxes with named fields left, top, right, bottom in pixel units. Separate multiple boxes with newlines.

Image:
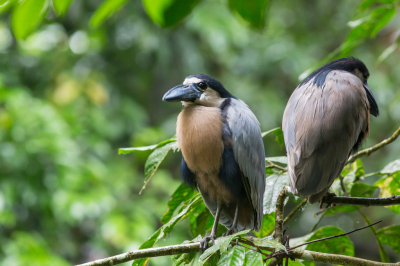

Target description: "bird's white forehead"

left=183, top=77, right=202, bottom=85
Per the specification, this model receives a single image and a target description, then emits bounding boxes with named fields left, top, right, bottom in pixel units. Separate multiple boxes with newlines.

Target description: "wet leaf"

left=217, top=245, right=245, bottom=266
left=198, top=230, right=250, bottom=265
left=244, top=250, right=263, bottom=266
left=263, top=173, right=290, bottom=214
left=266, top=156, right=287, bottom=165
left=252, top=235, right=286, bottom=251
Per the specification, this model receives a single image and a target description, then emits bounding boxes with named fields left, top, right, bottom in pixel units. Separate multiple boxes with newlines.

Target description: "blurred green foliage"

left=0, top=0, right=399, bottom=265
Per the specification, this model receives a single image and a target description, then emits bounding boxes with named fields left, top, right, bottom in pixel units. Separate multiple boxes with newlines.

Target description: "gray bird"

left=283, top=57, right=379, bottom=204
left=163, top=74, right=265, bottom=249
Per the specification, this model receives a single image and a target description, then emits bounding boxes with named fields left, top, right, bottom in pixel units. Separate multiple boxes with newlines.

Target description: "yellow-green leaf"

left=142, top=0, right=200, bottom=27
left=52, top=0, right=74, bottom=15
left=11, top=0, right=49, bottom=40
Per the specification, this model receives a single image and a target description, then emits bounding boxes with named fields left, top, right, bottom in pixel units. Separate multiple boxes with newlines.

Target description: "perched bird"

left=283, top=57, right=379, bottom=204
left=163, top=74, right=265, bottom=249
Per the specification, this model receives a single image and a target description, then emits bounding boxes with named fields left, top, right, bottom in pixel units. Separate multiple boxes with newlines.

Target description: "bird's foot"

left=320, top=192, right=337, bottom=209
left=199, top=234, right=217, bottom=253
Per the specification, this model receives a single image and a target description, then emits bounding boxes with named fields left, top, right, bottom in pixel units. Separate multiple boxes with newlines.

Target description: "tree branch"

left=76, top=242, right=200, bottom=266
left=347, top=126, right=400, bottom=164
left=322, top=194, right=400, bottom=207
left=290, top=249, right=400, bottom=266
left=273, top=186, right=290, bottom=244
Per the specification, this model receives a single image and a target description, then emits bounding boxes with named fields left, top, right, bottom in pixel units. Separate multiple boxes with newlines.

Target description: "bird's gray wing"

left=283, top=70, right=369, bottom=202
left=226, top=98, right=266, bottom=231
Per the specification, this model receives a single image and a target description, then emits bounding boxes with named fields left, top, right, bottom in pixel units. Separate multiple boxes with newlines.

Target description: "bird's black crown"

left=299, top=57, right=370, bottom=88
left=186, top=74, right=234, bottom=98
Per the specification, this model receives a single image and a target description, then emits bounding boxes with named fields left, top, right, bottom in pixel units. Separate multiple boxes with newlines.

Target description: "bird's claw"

left=320, top=192, right=337, bottom=209
left=199, top=234, right=217, bottom=253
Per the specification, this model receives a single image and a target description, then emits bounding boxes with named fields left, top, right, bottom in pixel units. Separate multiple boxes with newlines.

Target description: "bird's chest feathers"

left=177, top=105, right=224, bottom=173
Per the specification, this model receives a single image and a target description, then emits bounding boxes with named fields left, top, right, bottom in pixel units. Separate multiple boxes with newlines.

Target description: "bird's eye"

left=197, top=82, right=207, bottom=91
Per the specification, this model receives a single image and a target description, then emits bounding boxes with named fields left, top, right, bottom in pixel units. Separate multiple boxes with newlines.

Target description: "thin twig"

left=284, top=198, right=307, bottom=225
left=347, top=126, right=400, bottom=164
left=322, top=195, right=400, bottom=206
left=266, top=161, right=287, bottom=171
left=310, top=210, right=326, bottom=233
left=288, top=220, right=382, bottom=251
left=339, top=175, right=350, bottom=196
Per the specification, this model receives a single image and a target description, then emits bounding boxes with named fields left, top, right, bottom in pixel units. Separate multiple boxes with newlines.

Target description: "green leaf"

left=0, top=0, right=16, bottom=13
left=262, top=127, right=284, bottom=149
left=198, top=230, right=250, bottom=265
left=358, top=210, right=390, bottom=262
left=217, top=245, right=245, bottom=266
left=189, top=207, right=212, bottom=237
left=305, top=226, right=354, bottom=256
left=52, top=0, right=74, bottom=15
left=89, top=0, right=129, bottom=28
left=380, top=159, right=400, bottom=174
left=118, top=138, right=177, bottom=154
left=161, top=183, right=199, bottom=224
left=263, top=173, right=290, bottom=214
left=290, top=232, right=314, bottom=250
left=377, top=225, right=400, bottom=255
left=228, top=0, right=269, bottom=29
left=172, top=236, right=202, bottom=266
left=350, top=182, right=377, bottom=198
left=254, top=212, right=275, bottom=238
left=142, top=0, right=200, bottom=27
left=252, top=235, right=286, bottom=251
left=265, top=156, right=287, bottom=165
left=374, top=171, right=400, bottom=213
left=133, top=195, right=203, bottom=266
left=139, top=141, right=179, bottom=193
left=172, top=252, right=197, bottom=266
left=289, top=260, right=305, bottom=266
left=244, top=250, right=263, bottom=266
left=11, top=0, right=49, bottom=40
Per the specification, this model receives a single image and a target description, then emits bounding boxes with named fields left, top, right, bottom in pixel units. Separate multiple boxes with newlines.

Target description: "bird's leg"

left=200, top=204, right=222, bottom=252
left=222, top=204, right=239, bottom=237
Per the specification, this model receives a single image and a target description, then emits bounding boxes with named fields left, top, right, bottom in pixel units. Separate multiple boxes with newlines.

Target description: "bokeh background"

left=0, top=0, right=399, bottom=265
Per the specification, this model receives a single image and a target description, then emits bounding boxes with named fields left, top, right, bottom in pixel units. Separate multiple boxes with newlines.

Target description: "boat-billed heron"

left=283, top=57, right=379, bottom=204
left=163, top=74, right=265, bottom=249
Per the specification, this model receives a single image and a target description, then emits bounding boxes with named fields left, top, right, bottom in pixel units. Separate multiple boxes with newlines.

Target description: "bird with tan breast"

left=163, top=74, right=265, bottom=250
